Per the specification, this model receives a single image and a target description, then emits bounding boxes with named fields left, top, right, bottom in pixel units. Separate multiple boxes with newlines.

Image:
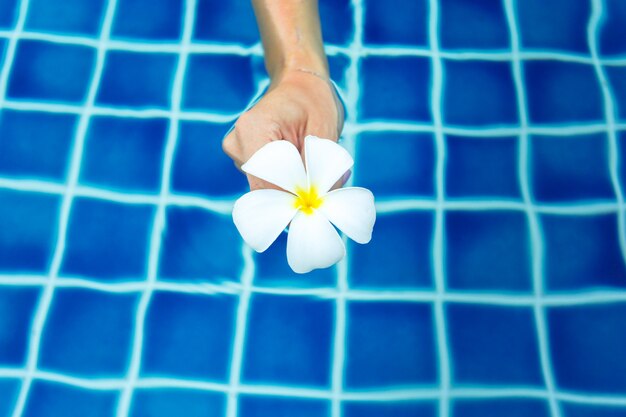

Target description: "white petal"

left=286, top=210, right=346, bottom=274
left=318, top=187, right=376, bottom=244
left=241, top=140, right=307, bottom=193
left=304, top=135, right=354, bottom=194
left=232, top=190, right=298, bottom=252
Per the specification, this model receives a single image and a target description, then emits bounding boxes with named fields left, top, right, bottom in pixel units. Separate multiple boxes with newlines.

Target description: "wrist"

left=269, top=50, right=329, bottom=82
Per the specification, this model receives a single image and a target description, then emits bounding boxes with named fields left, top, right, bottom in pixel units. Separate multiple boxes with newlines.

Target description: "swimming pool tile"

left=24, top=0, right=105, bottom=36
left=183, top=54, right=255, bottom=113
left=0, top=110, right=75, bottom=181
left=606, top=67, right=626, bottom=123
left=80, top=116, right=167, bottom=193
left=328, top=54, right=350, bottom=92
left=192, top=0, right=259, bottom=45
left=599, top=0, right=626, bottom=56
left=531, top=134, right=615, bottom=203
left=517, top=0, right=590, bottom=53
left=0, top=190, right=60, bottom=273
left=38, top=288, right=137, bottom=377
left=158, top=207, right=243, bottom=282
left=445, top=135, right=521, bottom=198
left=443, top=60, right=517, bottom=126
left=541, top=214, right=626, bottom=292
left=548, top=303, right=626, bottom=394
left=355, top=132, right=435, bottom=198
left=445, top=211, right=532, bottom=292
left=319, top=0, right=353, bottom=45
left=131, top=389, right=226, bottom=417
left=238, top=396, right=329, bottom=417
left=524, top=61, right=603, bottom=124
left=452, top=399, right=551, bottom=417
left=8, top=40, right=95, bottom=103
left=439, top=0, right=509, bottom=50
left=363, top=0, right=427, bottom=46
left=60, top=198, right=155, bottom=281
left=345, top=302, right=437, bottom=388
left=0, top=379, right=19, bottom=416
left=141, top=292, right=236, bottom=380
left=447, top=304, right=543, bottom=386
left=344, top=401, right=438, bottom=417
left=171, top=121, right=247, bottom=197
left=359, top=56, right=431, bottom=122
left=0, top=287, right=39, bottom=366
left=349, top=212, right=434, bottom=289
left=0, top=0, right=17, bottom=28
left=242, top=294, right=333, bottom=387
left=112, top=0, right=182, bottom=40
left=562, top=403, right=626, bottom=417
left=96, top=51, right=177, bottom=108
left=254, top=231, right=337, bottom=288
left=23, top=381, right=117, bottom=417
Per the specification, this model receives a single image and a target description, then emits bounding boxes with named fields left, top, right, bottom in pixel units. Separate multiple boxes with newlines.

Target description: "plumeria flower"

left=232, top=135, right=376, bottom=274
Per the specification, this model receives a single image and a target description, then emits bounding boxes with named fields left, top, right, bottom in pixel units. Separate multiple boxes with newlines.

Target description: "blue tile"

left=563, top=403, right=626, bottom=417
left=531, top=134, right=615, bottom=203
left=452, top=399, right=550, bottom=417
left=0, top=287, right=39, bottom=366
left=38, top=289, right=137, bottom=377
left=607, top=67, right=626, bottom=123
left=112, top=0, right=182, bottom=40
left=0, top=0, right=17, bottom=28
left=60, top=198, right=154, bottom=280
left=600, top=0, right=626, bottom=56
left=446, top=211, right=532, bottom=292
left=131, top=389, right=225, bottom=417
left=81, top=116, right=168, bottom=193
left=549, top=303, right=626, bottom=393
left=524, top=61, right=603, bottom=124
left=255, top=231, right=337, bottom=288
left=171, top=121, right=247, bottom=197
left=345, top=302, right=437, bottom=388
left=620, top=132, right=626, bottom=194
left=96, top=51, right=177, bottom=108
left=355, top=132, right=435, bottom=197
left=541, top=214, right=626, bottom=292
left=319, top=0, right=353, bottom=45
left=363, top=0, right=427, bottom=46
left=24, top=381, right=117, bottom=417
left=440, top=0, right=509, bottom=50
left=24, top=0, right=105, bottom=36
left=242, top=294, right=333, bottom=387
left=158, top=207, right=243, bottom=282
left=328, top=54, right=350, bottom=92
left=0, top=110, right=75, bottom=181
left=360, top=56, right=431, bottom=122
left=0, top=190, right=60, bottom=273
left=447, top=304, right=543, bottom=385
left=183, top=54, right=255, bottom=113
left=446, top=135, right=521, bottom=198
left=0, top=379, right=19, bottom=416
left=141, top=292, right=236, bottom=380
left=349, top=212, right=434, bottom=289
left=238, top=396, right=329, bottom=417
left=443, top=60, right=517, bottom=126
left=8, top=40, right=95, bottom=103
left=192, top=0, right=259, bottom=45
left=344, top=402, right=438, bottom=417
left=517, top=0, right=590, bottom=53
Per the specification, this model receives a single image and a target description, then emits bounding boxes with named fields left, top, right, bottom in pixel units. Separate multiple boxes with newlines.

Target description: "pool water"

left=1, top=0, right=626, bottom=416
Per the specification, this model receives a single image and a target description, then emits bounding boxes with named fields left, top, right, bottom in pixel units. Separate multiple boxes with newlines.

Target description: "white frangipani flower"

left=232, top=135, right=376, bottom=274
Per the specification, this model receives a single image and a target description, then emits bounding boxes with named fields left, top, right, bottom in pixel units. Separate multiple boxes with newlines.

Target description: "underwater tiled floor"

left=0, top=0, right=626, bottom=416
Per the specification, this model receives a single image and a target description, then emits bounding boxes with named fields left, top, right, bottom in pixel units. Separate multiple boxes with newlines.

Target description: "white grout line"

left=9, top=0, right=119, bottom=416
left=115, top=1, right=196, bottom=415
left=504, top=1, right=561, bottom=416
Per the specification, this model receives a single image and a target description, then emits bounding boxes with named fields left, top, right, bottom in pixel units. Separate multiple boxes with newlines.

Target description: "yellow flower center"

left=294, top=186, right=323, bottom=215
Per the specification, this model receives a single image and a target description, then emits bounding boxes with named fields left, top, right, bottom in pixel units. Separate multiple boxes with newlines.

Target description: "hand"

left=222, top=69, right=346, bottom=191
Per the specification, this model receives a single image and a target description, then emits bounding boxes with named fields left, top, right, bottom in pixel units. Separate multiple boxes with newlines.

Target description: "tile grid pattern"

left=0, top=0, right=624, bottom=417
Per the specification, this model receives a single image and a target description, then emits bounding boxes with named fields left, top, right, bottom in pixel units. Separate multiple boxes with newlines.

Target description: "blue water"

left=0, top=0, right=626, bottom=416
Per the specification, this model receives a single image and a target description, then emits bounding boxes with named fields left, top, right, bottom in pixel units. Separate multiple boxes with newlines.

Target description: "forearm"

left=252, top=0, right=329, bottom=80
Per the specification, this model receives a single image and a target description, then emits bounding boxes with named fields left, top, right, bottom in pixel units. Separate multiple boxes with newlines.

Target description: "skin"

left=222, top=0, right=346, bottom=191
